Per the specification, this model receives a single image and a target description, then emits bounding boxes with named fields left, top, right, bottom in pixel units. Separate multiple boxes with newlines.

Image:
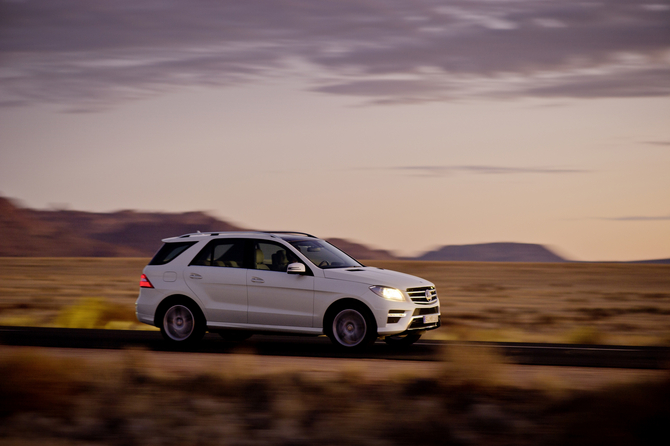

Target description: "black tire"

left=159, top=300, right=206, bottom=344
left=328, top=305, right=377, bottom=348
left=217, top=331, right=253, bottom=342
left=384, top=333, right=422, bottom=345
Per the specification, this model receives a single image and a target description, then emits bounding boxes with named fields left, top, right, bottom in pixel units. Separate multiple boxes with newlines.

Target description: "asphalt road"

left=1, top=326, right=668, bottom=369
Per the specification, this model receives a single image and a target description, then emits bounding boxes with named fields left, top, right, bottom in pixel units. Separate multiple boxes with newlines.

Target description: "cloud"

left=603, top=214, right=670, bottom=221
left=392, top=165, right=589, bottom=177
left=1, top=0, right=669, bottom=110
left=643, top=141, right=670, bottom=146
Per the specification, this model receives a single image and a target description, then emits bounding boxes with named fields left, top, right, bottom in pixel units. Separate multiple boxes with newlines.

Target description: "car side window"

left=190, top=239, right=247, bottom=268
left=149, top=241, right=196, bottom=265
left=252, top=241, right=301, bottom=272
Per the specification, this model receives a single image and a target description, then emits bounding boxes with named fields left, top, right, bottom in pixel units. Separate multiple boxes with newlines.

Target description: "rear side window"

left=190, top=239, right=247, bottom=268
left=149, top=242, right=197, bottom=265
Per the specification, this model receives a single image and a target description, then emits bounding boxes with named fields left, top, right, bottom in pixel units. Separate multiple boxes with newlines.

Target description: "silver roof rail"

left=174, top=230, right=317, bottom=239
left=176, top=231, right=256, bottom=238
left=260, top=231, right=317, bottom=238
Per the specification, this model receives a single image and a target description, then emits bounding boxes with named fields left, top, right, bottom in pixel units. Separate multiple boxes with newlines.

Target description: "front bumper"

left=377, top=304, right=441, bottom=335
left=406, top=314, right=441, bottom=331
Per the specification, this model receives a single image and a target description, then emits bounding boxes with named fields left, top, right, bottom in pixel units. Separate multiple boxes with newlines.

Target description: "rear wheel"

left=329, top=307, right=376, bottom=348
left=384, top=333, right=422, bottom=345
left=160, top=301, right=205, bottom=344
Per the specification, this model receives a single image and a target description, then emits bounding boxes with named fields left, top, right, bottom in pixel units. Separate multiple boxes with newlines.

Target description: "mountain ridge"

left=0, top=197, right=395, bottom=260
left=2, top=196, right=667, bottom=263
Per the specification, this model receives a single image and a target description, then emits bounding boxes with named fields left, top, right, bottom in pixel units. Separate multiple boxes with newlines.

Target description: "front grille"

left=412, top=307, right=439, bottom=316
left=407, top=286, right=438, bottom=305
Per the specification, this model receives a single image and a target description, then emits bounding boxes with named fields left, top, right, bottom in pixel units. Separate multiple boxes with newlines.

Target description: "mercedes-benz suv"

left=135, top=231, right=440, bottom=348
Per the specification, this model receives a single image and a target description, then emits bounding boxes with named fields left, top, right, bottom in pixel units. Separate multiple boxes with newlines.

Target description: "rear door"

left=247, top=240, right=314, bottom=327
left=183, top=238, right=248, bottom=323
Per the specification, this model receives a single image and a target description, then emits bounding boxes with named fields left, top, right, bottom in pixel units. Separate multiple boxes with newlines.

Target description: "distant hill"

left=0, top=196, right=398, bottom=259
left=27, top=207, right=244, bottom=256
left=0, top=197, right=137, bottom=256
left=415, top=242, right=567, bottom=262
left=0, top=197, right=245, bottom=257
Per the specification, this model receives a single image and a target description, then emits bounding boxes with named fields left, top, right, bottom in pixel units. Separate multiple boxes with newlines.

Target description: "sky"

left=1, top=0, right=669, bottom=261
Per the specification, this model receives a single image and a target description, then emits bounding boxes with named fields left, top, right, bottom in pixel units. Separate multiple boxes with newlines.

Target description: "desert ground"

left=1, top=258, right=670, bottom=445
left=0, top=258, right=669, bottom=345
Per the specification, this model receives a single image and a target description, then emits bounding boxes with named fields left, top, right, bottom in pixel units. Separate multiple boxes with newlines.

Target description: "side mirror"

left=287, top=262, right=306, bottom=275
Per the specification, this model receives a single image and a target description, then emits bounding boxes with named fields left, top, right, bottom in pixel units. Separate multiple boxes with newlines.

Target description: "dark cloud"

left=393, top=165, right=589, bottom=177
left=521, top=67, right=670, bottom=98
left=1, top=0, right=668, bottom=109
left=644, top=141, right=670, bottom=146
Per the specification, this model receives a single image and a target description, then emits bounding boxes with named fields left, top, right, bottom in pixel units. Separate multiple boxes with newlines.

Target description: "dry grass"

left=0, top=350, right=86, bottom=417
left=439, top=344, right=510, bottom=388
left=368, top=260, right=670, bottom=345
left=0, top=258, right=149, bottom=329
left=1, top=258, right=670, bottom=344
left=0, top=347, right=668, bottom=446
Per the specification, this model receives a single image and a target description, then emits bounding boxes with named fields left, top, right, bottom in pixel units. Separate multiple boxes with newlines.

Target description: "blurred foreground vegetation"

left=0, top=346, right=668, bottom=446
left=1, top=258, right=670, bottom=345
left=0, top=258, right=149, bottom=331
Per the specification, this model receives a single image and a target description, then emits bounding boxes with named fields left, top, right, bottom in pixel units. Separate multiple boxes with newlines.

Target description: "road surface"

left=0, top=326, right=668, bottom=369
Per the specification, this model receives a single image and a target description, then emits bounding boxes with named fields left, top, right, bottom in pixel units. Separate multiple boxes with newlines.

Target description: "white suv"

left=136, top=232, right=440, bottom=348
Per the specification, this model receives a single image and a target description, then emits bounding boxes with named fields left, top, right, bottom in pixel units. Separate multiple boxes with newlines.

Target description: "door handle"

left=189, top=273, right=202, bottom=279
left=251, top=277, right=264, bottom=284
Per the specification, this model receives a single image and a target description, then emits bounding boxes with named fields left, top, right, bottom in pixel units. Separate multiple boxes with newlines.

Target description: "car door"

left=247, top=240, right=314, bottom=327
left=183, top=239, right=248, bottom=323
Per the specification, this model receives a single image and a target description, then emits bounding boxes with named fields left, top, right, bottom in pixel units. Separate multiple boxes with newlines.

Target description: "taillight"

left=139, top=274, right=154, bottom=288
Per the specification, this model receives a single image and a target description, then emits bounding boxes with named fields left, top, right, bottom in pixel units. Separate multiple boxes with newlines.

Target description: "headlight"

left=369, top=285, right=405, bottom=302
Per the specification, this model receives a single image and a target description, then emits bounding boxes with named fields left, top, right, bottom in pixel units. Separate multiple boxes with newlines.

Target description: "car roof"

left=161, top=231, right=318, bottom=243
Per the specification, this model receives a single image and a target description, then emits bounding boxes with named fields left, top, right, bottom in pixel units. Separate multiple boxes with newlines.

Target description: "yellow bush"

left=55, top=297, right=135, bottom=329
left=564, top=326, right=606, bottom=345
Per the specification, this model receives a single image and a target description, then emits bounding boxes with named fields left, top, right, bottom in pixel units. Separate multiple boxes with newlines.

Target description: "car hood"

left=322, top=267, right=432, bottom=289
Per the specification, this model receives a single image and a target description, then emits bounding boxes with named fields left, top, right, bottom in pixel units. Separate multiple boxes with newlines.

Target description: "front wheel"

left=329, top=307, right=376, bottom=348
left=160, top=302, right=205, bottom=344
left=384, top=333, right=422, bottom=345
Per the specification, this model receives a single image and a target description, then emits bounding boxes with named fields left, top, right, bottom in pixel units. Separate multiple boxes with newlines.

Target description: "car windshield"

left=288, top=239, right=363, bottom=269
